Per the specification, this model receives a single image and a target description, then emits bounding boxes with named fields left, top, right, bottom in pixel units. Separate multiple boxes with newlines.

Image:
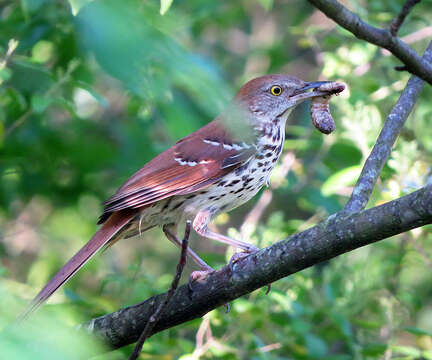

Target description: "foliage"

left=1, top=0, right=432, bottom=359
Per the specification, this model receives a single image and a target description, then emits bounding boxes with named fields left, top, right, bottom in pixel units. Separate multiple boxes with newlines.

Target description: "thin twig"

left=381, top=26, right=432, bottom=56
left=0, top=39, right=19, bottom=79
left=390, top=0, right=422, bottom=37
left=128, top=221, right=191, bottom=360
left=410, top=237, right=432, bottom=270
left=343, top=41, right=432, bottom=213
left=5, top=59, right=80, bottom=137
left=307, top=0, right=432, bottom=85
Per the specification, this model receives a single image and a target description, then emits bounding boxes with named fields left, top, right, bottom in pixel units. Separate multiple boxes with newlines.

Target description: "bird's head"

left=234, top=74, right=342, bottom=123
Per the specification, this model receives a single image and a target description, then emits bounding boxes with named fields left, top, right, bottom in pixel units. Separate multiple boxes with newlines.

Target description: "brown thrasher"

left=23, top=74, right=344, bottom=316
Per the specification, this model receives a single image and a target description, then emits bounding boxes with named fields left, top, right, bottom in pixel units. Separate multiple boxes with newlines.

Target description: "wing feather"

left=98, top=120, right=257, bottom=223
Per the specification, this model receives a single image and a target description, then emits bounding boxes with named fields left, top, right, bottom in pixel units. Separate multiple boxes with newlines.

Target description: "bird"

left=22, top=74, right=343, bottom=317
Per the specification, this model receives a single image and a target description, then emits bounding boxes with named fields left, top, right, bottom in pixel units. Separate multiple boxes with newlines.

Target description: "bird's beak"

left=297, top=81, right=333, bottom=92
left=290, top=81, right=334, bottom=104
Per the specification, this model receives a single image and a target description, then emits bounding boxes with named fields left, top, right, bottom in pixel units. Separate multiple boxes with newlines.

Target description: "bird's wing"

left=98, top=120, right=257, bottom=223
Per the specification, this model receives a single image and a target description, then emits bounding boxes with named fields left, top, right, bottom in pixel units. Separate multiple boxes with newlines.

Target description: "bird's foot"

left=188, top=266, right=231, bottom=312
left=229, top=244, right=260, bottom=271
left=188, top=266, right=214, bottom=292
left=228, top=245, right=270, bottom=294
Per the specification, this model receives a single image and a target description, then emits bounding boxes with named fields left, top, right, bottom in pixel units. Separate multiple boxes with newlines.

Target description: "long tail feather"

left=19, top=210, right=137, bottom=320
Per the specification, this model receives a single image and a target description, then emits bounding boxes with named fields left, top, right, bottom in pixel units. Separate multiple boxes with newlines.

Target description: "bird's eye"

left=270, top=85, right=283, bottom=96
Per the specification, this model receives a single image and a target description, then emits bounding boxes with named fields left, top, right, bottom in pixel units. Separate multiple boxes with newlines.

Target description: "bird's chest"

left=146, top=122, right=285, bottom=223
left=184, top=123, right=285, bottom=214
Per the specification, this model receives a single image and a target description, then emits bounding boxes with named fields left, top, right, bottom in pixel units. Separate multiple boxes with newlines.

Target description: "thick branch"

left=344, top=41, right=432, bottom=212
left=307, top=0, right=432, bottom=85
left=81, top=185, right=432, bottom=353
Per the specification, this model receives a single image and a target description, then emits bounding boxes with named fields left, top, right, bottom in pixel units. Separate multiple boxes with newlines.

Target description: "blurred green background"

left=1, top=0, right=432, bottom=359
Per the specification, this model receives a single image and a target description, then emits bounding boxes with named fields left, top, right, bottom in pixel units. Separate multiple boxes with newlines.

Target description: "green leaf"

left=404, top=326, right=432, bottom=337
left=0, top=121, right=4, bottom=149
left=391, top=345, right=422, bottom=357
left=361, top=343, right=387, bottom=356
left=0, top=67, right=12, bottom=83
left=31, top=94, right=52, bottom=114
left=321, top=165, right=362, bottom=196
left=160, top=0, right=173, bottom=15
left=305, top=333, right=327, bottom=357
left=257, top=0, right=274, bottom=11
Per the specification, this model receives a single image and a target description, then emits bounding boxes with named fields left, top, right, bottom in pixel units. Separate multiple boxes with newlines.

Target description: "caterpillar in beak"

left=310, top=82, right=345, bottom=135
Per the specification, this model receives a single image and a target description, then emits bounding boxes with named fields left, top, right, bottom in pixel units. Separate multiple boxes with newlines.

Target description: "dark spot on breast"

left=259, top=177, right=265, bottom=182
left=218, top=181, right=227, bottom=187
left=255, top=154, right=264, bottom=160
left=265, top=152, right=273, bottom=158
left=263, top=144, right=277, bottom=151
left=264, top=161, right=270, bottom=166
left=234, top=188, right=243, bottom=194
left=251, top=168, right=257, bottom=173
left=245, top=185, right=254, bottom=190
left=185, top=194, right=196, bottom=199
left=229, top=179, right=241, bottom=186
left=272, top=157, right=278, bottom=163
left=257, top=162, right=264, bottom=168
left=208, top=196, right=216, bottom=200
left=235, top=164, right=248, bottom=175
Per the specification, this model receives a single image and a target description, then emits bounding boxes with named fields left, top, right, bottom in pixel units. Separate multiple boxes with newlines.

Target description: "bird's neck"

left=254, top=110, right=290, bottom=149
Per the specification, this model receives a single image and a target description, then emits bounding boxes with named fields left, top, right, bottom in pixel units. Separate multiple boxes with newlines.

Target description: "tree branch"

left=81, top=185, right=432, bottom=354
left=390, top=0, right=422, bottom=37
left=344, top=41, right=432, bottom=213
left=307, top=0, right=432, bottom=85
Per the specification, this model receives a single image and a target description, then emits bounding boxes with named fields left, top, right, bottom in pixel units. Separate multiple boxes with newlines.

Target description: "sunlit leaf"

left=391, top=345, right=422, bottom=357
left=321, top=165, right=362, bottom=196
left=68, top=0, right=93, bottom=15
left=160, top=0, right=173, bottom=15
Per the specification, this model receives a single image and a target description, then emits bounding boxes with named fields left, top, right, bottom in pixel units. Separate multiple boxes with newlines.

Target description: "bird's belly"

left=184, top=148, right=282, bottom=216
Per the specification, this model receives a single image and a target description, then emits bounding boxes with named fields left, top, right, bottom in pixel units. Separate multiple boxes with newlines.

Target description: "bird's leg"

left=192, top=210, right=270, bottom=296
left=193, top=210, right=260, bottom=263
left=163, top=224, right=214, bottom=284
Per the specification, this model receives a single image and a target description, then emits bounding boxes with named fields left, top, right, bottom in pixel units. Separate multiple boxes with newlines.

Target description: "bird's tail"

left=19, top=209, right=137, bottom=320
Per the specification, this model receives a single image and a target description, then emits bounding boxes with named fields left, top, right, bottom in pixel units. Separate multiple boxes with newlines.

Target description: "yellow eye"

left=270, top=85, right=283, bottom=96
